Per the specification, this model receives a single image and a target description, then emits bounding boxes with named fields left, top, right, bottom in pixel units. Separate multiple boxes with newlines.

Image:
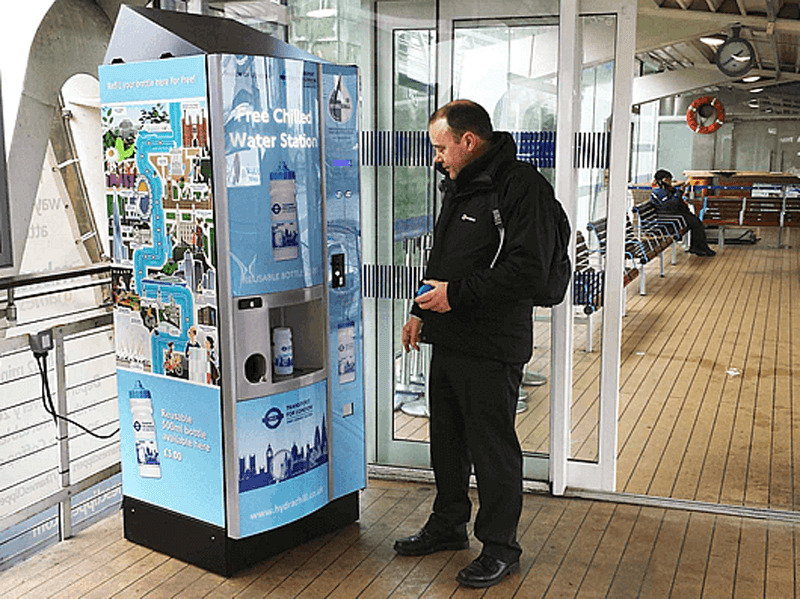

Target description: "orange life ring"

left=686, top=96, right=725, bottom=134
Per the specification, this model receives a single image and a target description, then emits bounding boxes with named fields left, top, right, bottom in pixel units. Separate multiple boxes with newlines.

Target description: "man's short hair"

left=429, top=100, right=493, bottom=141
left=654, top=169, right=672, bottom=183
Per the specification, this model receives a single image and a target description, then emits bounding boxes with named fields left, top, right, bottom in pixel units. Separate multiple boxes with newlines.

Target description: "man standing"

left=393, top=100, right=560, bottom=588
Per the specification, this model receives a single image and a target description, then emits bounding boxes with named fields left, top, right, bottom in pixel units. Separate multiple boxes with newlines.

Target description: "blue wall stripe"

left=360, top=129, right=608, bottom=169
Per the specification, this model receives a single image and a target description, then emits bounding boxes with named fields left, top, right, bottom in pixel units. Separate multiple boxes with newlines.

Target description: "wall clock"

left=715, top=36, right=756, bottom=77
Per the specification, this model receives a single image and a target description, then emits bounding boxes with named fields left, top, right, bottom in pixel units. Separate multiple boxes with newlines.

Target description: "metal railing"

left=0, top=264, right=120, bottom=571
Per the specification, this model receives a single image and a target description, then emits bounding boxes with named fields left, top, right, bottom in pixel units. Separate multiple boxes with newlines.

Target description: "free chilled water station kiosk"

left=100, top=7, right=365, bottom=575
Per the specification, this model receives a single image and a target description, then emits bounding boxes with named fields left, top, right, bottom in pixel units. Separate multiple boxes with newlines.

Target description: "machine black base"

left=122, top=491, right=360, bottom=576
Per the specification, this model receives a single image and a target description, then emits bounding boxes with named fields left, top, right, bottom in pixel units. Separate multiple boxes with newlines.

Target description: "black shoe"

left=456, top=554, right=520, bottom=588
left=704, top=248, right=716, bottom=256
left=393, top=527, right=469, bottom=556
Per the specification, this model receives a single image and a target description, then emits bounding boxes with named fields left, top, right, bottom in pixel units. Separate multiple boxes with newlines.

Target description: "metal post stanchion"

left=519, top=307, right=548, bottom=413
left=395, top=238, right=425, bottom=410
left=400, top=235, right=431, bottom=418
left=523, top=307, right=548, bottom=386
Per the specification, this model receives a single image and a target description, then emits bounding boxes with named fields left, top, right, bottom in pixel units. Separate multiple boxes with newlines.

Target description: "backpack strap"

left=489, top=188, right=505, bottom=269
left=488, top=162, right=528, bottom=269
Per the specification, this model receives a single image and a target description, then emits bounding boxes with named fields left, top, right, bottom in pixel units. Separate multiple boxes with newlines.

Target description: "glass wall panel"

left=630, top=101, right=659, bottom=186
left=657, top=121, right=694, bottom=181
left=570, top=14, right=616, bottom=463
left=278, top=0, right=624, bottom=479
left=288, top=0, right=362, bottom=64
left=451, top=18, right=558, bottom=457
left=453, top=18, right=558, bottom=188
left=392, top=30, right=437, bottom=434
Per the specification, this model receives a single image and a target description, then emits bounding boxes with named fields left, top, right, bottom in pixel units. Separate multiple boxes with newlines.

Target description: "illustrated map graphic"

left=104, top=97, right=221, bottom=387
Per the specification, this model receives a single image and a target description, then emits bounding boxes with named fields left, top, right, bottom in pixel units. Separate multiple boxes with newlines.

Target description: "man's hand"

left=402, top=316, right=423, bottom=352
left=415, top=280, right=451, bottom=313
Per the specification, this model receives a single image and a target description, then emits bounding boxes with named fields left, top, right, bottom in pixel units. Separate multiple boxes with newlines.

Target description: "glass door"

left=371, top=1, right=438, bottom=469
left=447, top=16, right=559, bottom=482
left=368, top=0, right=637, bottom=493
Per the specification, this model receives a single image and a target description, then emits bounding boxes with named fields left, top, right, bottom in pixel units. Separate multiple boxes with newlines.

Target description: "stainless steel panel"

left=207, top=54, right=240, bottom=537
left=231, top=285, right=327, bottom=401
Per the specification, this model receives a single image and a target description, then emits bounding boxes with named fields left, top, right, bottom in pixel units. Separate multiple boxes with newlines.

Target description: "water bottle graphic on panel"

left=129, top=380, right=161, bottom=478
left=270, top=162, right=299, bottom=261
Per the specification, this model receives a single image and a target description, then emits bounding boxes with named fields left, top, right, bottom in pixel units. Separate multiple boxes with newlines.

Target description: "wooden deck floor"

left=395, top=227, right=800, bottom=512
left=2, top=478, right=800, bottom=598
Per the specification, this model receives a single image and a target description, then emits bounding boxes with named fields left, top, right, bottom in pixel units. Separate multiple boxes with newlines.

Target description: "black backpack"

left=488, top=166, right=572, bottom=307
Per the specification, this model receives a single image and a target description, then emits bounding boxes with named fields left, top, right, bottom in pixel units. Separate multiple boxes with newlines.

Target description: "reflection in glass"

left=452, top=19, right=558, bottom=457
left=389, top=16, right=618, bottom=466
left=392, top=30, right=436, bottom=439
left=453, top=19, right=558, bottom=186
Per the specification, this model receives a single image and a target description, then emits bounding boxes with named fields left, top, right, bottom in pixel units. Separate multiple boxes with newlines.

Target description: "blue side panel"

left=101, top=57, right=225, bottom=529
left=321, top=64, right=365, bottom=500
left=117, top=369, right=225, bottom=527
left=237, top=381, right=329, bottom=536
left=221, top=55, right=323, bottom=296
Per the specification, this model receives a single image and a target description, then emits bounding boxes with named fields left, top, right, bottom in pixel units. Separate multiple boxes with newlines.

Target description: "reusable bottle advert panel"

left=221, top=55, right=323, bottom=296
left=117, top=369, right=225, bottom=527
left=236, top=380, right=329, bottom=537
left=99, top=55, right=221, bottom=387
left=321, top=64, right=366, bottom=500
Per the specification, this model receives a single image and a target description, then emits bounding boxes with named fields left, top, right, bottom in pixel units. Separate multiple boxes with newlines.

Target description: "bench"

left=639, top=183, right=796, bottom=248
left=745, top=195, right=793, bottom=247
left=783, top=197, right=800, bottom=226
left=572, top=229, right=603, bottom=351
left=547, top=222, right=679, bottom=352
left=573, top=229, right=603, bottom=314
left=630, top=201, right=689, bottom=266
left=743, top=197, right=783, bottom=227
left=690, top=195, right=792, bottom=247
left=688, top=196, right=743, bottom=247
left=536, top=230, right=604, bottom=351
left=586, top=213, right=671, bottom=296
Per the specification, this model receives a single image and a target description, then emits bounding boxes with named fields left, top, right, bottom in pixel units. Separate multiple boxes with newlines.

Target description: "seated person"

left=650, top=169, right=715, bottom=257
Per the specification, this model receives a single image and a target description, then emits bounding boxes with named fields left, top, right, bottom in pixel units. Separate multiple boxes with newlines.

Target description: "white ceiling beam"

left=633, top=65, right=731, bottom=105
left=686, top=39, right=714, bottom=64
left=737, top=69, right=800, bottom=88
left=634, top=64, right=800, bottom=106
left=637, top=19, right=726, bottom=53
left=638, top=5, right=800, bottom=36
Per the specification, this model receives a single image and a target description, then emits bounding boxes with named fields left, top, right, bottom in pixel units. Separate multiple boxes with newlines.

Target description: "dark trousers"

left=657, top=199, right=710, bottom=252
left=426, top=344, right=524, bottom=563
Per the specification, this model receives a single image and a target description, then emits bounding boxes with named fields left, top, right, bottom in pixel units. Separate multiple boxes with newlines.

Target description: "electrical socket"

left=30, top=329, right=54, bottom=356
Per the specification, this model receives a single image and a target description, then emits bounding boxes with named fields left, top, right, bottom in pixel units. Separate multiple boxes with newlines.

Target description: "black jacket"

left=412, top=132, right=558, bottom=363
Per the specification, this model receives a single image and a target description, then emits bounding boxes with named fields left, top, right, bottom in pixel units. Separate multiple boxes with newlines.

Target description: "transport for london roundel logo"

left=262, top=407, right=284, bottom=430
